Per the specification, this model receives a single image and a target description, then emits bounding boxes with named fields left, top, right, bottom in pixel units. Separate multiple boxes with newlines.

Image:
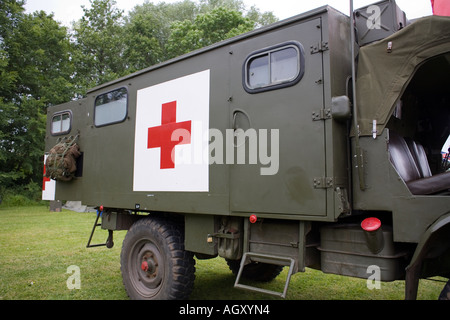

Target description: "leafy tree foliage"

left=1, top=1, right=74, bottom=198
left=167, top=7, right=254, bottom=58
left=124, top=0, right=199, bottom=72
left=123, top=0, right=276, bottom=71
left=72, top=0, right=127, bottom=93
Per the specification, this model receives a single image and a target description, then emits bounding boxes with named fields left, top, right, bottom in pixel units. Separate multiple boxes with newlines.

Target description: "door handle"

left=232, top=109, right=251, bottom=131
left=232, top=109, right=251, bottom=148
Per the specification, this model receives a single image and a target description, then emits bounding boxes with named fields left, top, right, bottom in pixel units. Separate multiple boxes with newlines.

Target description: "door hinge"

left=312, top=108, right=331, bottom=121
left=313, top=177, right=334, bottom=189
left=310, top=41, right=329, bottom=54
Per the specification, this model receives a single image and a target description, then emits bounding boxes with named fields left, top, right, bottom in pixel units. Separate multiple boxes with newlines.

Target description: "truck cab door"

left=229, top=17, right=327, bottom=217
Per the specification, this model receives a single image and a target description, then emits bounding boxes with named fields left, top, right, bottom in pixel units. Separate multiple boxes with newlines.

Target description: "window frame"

left=51, top=110, right=72, bottom=136
left=94, top=87, right=129, bottom=128
left=243, top=41, right=305, bottom=94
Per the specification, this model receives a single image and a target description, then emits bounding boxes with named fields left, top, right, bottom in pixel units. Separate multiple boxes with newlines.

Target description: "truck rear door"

left=44, top=99, right=88, bottom=201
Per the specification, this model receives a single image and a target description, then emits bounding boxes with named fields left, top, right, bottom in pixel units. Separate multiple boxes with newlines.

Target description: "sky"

left=24, top=0, right=433, bottom=27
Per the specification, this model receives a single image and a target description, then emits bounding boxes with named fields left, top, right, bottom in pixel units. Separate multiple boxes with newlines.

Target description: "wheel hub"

left=137, top=243, right=163, bottom=289
left=141, top=252, right=158, bottom=276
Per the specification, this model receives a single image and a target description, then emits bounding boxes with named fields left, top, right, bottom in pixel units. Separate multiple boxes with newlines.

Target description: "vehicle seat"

left=388, top=132, right=421, bottom=182
left=389, top=131, right=450, bottom=195
left=405, top=138, right=432, bottom=178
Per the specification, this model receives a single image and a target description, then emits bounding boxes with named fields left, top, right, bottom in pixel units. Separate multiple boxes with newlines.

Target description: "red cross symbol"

left=42, top=164, right=51, bottom=190
left=147, top=101, right=192, bottom=169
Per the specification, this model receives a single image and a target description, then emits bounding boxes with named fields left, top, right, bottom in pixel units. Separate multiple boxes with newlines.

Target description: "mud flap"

left=405, top=212, right=450, bottom=300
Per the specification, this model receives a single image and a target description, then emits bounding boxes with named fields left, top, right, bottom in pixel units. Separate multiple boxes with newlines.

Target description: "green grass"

left=0, top=205, right=445, bottom=300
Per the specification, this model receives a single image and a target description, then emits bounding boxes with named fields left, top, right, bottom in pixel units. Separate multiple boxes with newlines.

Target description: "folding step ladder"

left=234, top=252, right=296, bottom=298
left=86, top=209, right=114, bottom=248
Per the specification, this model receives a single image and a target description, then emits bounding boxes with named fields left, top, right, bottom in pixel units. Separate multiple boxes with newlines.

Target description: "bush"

left=0, top=182, right=46, bottom=207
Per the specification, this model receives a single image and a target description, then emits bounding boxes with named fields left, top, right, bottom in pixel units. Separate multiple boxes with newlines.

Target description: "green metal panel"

left=184, top=214, right=217, bottom=256
left=321, top=8, right=353, bottom=220
left=320, top=224, right=407, bottom=281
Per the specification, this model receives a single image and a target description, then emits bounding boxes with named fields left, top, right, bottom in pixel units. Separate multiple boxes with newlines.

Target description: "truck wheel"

left=120, top=216, right=195, bottom=300
left=439, top=279, right=450, bottom=300
left=226, top=259, right=283, bottom=282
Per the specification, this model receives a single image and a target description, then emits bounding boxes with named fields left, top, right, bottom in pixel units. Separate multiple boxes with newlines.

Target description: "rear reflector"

left=361, top=217, right=381, bottom=232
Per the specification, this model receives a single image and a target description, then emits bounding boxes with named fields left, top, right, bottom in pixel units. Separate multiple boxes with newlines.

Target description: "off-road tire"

left=120, top=216, right=195, bottom=300
left=226, top=259, right=283, bottom=282
left=439, top=279, right=450, bottom=300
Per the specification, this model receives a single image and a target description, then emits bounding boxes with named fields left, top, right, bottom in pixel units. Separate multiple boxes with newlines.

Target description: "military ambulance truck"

left=43, top=0, right=450, bottom=300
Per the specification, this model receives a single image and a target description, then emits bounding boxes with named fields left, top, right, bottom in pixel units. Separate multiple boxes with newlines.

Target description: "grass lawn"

left=0, top=205, right=445, bottom=300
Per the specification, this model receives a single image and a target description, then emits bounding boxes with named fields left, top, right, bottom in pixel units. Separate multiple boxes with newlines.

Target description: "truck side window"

left=94, top=87, right=128, bottom=127
left=244, top=42, right=305, bottom=93
left=51, top=111, right=71, bottom=135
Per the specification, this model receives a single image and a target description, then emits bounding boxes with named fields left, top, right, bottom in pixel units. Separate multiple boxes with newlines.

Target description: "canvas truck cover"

left=354, top=15, right=450, bottom=137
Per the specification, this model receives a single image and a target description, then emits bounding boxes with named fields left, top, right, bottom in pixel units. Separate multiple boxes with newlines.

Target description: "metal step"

left=234, top=252, right=295, bottom=298
left=86, top=209, right=114, bottom=248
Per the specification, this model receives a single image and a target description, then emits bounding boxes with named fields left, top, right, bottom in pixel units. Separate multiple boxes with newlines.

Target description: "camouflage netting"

left=45, top=136, right=81, bottom=181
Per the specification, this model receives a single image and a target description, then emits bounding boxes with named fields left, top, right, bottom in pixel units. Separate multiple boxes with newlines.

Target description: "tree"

left=124, top=1, right=193, bottom=72
left=5, top=11, right=74, bottom=104
left=0, top=0, right=24, bottom=41
left=125, top=0, right=278, bottom=69
left=72, top=0, right=127, bottom=92
left=124, top=6, right=165, bottom=72
left=198, top=0, right=246, bottom=13
left=0, top=2, right=74, bottom=197
left=166, top=7, right=255, bottom=58
left=124, top=0, right=203, bottom=72
left=198, top=0, right=277, bottom=29
left=245, top=5, right=278, bottom=28
left=0, top=0, right=24, bottom=99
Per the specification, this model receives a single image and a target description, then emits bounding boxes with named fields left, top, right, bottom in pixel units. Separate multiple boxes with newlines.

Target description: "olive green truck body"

left=43, top=1, right=450, bottom=299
